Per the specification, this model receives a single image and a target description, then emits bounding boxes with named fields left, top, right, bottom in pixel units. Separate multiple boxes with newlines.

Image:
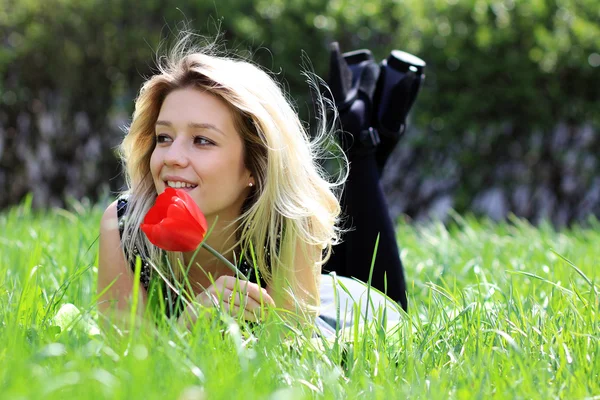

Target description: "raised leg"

left=326, top=148, right=408, bottom=311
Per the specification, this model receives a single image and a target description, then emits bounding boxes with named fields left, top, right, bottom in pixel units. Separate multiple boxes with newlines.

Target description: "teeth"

left=167, top=181, right=197, bottom=189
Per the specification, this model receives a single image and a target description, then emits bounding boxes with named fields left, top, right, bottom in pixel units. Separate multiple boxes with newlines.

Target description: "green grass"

left=1, top=198, right=598, bottom=399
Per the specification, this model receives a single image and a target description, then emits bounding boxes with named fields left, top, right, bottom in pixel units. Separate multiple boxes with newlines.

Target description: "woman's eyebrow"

left=155, top=120, right=225, bottom=136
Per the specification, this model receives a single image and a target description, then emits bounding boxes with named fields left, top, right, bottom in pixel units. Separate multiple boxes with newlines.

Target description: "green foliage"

left=1, top=0, right=598, bottom=217
left=1, top=201, right=599, bottom=397
left=3, top=0, right=596, bottom=127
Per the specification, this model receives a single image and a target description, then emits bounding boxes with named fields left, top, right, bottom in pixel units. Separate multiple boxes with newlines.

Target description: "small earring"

left=248, top=182, right=254, bottom=187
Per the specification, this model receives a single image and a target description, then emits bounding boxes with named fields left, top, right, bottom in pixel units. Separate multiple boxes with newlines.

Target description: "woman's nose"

left=163, top=139, right=189, bottom=167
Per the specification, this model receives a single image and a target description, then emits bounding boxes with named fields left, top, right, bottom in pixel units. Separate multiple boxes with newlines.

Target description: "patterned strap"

left=116, top=197, right=152, bottom=290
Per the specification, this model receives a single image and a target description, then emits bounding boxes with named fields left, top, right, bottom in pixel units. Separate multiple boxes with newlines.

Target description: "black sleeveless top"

left=116, top=197, right=265, bottom=318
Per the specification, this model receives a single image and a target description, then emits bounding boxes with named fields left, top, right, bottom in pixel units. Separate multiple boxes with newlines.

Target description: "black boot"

left=327, top=42, right=380, bottom=160
left=372, top=50, right=426, bottom=174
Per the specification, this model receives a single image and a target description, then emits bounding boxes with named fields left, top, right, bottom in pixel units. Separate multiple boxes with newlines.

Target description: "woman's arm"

left=267, top=241, right=321, bottom=318
left=97, top=201, right=147, bottom=321
left=98, top=201, right=274, bottom=329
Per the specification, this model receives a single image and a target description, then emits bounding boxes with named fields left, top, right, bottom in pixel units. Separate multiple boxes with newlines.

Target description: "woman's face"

left=150, top=87, right=254, bottom=224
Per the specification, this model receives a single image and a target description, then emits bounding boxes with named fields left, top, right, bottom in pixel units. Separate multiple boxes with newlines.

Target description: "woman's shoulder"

left=98, top=200, right=129, bottom=278
left=100, top=195, right=130, bottom=240
left=100, top=200, right=120, bottom=235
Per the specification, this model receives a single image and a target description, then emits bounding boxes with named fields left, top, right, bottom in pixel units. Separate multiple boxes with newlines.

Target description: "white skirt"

left=315, top=273, right=404, bottom=338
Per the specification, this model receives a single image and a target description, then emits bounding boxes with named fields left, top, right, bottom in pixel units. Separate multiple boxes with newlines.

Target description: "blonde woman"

left=98, top=37, right=408, bottom=335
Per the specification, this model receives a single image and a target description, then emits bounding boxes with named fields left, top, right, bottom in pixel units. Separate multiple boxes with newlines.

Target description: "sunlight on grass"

left=0, top=199, right=598, bottom=399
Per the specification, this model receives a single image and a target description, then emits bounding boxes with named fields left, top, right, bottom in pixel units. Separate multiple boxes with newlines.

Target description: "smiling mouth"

left=165, top=181, right=198, bottom=190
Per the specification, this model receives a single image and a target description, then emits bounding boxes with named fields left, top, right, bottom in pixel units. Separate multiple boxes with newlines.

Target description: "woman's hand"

left=179, top=275, right=276, bottom=328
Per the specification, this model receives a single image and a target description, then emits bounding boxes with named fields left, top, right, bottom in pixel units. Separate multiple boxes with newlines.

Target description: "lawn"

left=1, top=196, right=598, bottom=399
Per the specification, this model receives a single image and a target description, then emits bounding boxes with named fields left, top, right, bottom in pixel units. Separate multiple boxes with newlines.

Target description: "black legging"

left=324, top=148, right=408, bottom=311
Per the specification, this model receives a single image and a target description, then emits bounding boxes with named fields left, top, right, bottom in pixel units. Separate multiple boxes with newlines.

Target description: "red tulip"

left=140, top=188, right=247, bottom=279
left=141, top=187, right=208, bottom=252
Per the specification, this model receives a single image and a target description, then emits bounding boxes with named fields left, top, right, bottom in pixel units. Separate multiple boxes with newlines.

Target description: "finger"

left=234, top=280, right=275, bottom=306
left=218, top=275, right=250, bottom=290
left=224, top=288, right=263, bottom=312
left=211, top=277, right=247, bottom=299
left=226, top=304, right=262, bottom=322
left=246, top=287, right=275, bottom=307
left=196, top=290, right=220, bottom=308
left=206, top=286, right=229, bottom=305
left=220, top=278, right=262, bottom=301
left=218, top=276, right=275, bottom=308
left=222, top=289, right=271, bottom=321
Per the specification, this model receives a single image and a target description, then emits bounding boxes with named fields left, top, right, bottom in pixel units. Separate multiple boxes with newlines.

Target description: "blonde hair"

left=119, top=34, right=346, bottom=314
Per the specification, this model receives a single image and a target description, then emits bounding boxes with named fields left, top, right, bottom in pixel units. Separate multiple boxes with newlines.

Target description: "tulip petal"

left=140, top=222, right=178, bottom=250
left=166, top=199, right=192, bottom=222
left=142, top=202, right=165, bottom=226
left=140, top=187, right=208, bottom=252
left=170, top=195, right=207, bottom=239
left=142, top=220, right=188, bottom=252
left=140, top=222, right=155, bottom=241
left=156, top=218, right=204, bottom=252
left=142, top=188, right=176, bottom=225
left=174, top=190, right=208, bottom=235
left=167, top=200, right=205, bottom=236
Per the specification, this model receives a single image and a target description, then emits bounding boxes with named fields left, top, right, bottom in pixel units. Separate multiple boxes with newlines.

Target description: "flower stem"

left=202, top=243, right=248, bottom=280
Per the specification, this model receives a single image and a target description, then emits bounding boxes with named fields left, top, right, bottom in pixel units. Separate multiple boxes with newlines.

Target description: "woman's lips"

left=164, top=181, right=198, bottom=191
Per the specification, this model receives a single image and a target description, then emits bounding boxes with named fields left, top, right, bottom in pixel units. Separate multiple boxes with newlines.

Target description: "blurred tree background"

left=1, top=0, right=598, bottom=226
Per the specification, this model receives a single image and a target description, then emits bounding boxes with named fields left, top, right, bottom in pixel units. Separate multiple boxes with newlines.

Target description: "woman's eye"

left=156, top=134, right=172, bottom=144
left=194, top=136, right=213, bottom=146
